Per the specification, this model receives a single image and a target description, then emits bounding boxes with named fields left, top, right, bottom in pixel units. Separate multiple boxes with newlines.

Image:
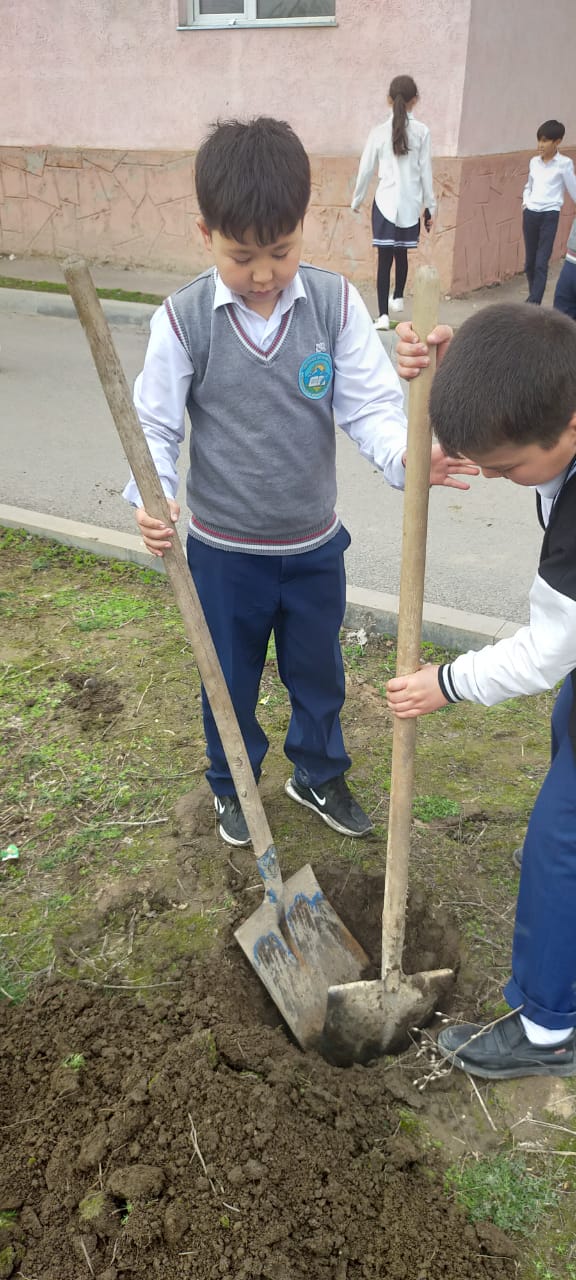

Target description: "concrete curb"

left=0, top=504, right=519, bottom=653
left=0, top=287, right=156, bottom=326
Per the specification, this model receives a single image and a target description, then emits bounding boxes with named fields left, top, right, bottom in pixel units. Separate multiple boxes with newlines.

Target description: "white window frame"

left=178, top=0, right=336, bottom=29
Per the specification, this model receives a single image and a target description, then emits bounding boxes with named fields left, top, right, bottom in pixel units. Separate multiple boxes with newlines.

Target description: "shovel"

left=321, top=266, right=455, bottom=1067
left=63, top=257, right=368, bottom=1052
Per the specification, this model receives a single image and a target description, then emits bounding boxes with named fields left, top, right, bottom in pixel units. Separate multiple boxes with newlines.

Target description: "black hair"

left=194, top=116, right=310, bottom=245
left=389, top=75, right=418, bottom=157
left=429, top=304, right=576, bottom=456
left=537, top=119, right=565, bottom=142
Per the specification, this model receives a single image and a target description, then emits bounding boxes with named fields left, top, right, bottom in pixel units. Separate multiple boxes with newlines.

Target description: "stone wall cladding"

left=1, top=146, right=575, bottom=296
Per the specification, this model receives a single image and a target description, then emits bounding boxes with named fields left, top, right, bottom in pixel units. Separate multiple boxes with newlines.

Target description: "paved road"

left=1, top=306, right=541, bottom=622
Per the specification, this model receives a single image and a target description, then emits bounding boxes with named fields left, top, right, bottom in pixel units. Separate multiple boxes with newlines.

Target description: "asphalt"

left=0, top=251, right=564, bottom=651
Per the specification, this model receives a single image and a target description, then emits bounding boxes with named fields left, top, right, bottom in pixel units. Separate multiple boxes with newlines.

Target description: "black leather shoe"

left=437, top=1012, right=576, bottom=1079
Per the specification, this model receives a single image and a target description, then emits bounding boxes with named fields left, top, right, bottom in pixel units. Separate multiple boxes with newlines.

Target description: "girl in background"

left=351, top=74, right=435, bottom=330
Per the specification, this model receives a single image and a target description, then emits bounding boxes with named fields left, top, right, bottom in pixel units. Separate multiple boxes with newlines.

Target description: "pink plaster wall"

left=1, top=144, right=574, bottom=296
left=450, top=150, right=576, bottom=295
left=459, top=0, right=575, bottom=156
left=2, top=0, right=469, bottom=157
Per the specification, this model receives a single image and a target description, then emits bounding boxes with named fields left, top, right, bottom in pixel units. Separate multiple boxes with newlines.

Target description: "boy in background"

left=523, top=119, right=576, bottom=305
left=553, top=214, right=576, bottom=320
left=391, top=305, right=576, bottom=1079
left=124, top=117, right=473, bottom=848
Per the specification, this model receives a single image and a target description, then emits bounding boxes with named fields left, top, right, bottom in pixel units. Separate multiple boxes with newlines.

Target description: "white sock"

left=520, top=1014, right=574, bottom=1046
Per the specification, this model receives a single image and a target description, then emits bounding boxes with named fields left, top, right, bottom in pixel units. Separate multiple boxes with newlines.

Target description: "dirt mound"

left=1, top=946, right=517, bottom=1280
left=61, top=669, right=124, bottom=729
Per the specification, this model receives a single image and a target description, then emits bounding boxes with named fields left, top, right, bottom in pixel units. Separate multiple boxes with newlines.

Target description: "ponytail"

left=388, top=74, right=418, bottom=157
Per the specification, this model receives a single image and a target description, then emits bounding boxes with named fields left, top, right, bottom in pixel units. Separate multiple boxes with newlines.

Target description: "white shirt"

left=124, top=270, right=408, bottom=509
left=523, top=153, right=576, bottom=212
left=351, top=114, right=436, bottom=227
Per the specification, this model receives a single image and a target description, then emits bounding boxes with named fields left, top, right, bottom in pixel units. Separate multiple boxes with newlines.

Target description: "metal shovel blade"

left=235, top=863, right=369, bottom=1051
left=321, top=966, right=455, bottom=1067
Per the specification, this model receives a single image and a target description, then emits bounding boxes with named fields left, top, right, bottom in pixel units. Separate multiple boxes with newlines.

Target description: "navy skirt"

left=372, top=201, right=420, bottom=249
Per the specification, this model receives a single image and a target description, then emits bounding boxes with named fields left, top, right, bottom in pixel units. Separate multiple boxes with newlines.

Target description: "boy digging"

left=124, top=116, right=473, bottom=847
left=390, top=305, right=576, bottom=1079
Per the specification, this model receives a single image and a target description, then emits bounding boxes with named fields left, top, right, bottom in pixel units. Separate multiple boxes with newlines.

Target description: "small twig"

left=188, top=1113, right=210, bottom=1179
left=0, top=986, right=15, bottom=1001
left=76, top=978, right=181, bottom=990
left=468, top=1075, right=498, bottom=1133
left=512, top=1115, right=576, bottom=1138
left=126, top=910, right=137, bottom=957
left=77, top=817, right=168, bottom=829
left=188, top=1112, right=224, bottom=1197
left=517, top=1146, right=576, bottom=1156
left=79, top=1237, right=95, bottom=1276
left=134, top=676, right=153, bottom=716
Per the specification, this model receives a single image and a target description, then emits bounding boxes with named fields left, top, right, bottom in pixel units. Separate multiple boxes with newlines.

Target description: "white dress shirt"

left=523, top=153, right=576, bottom=212
left=124, top=270, right=408, bottom=510
left=351, top=114, right=436, bottom=226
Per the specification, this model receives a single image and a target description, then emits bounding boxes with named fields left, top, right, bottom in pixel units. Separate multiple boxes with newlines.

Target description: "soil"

left=0, top=882, right=517, bottom=1280
left=2, top=531, right=571, bottom=1279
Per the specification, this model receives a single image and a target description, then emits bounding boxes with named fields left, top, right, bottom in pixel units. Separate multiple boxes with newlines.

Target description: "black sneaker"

left=512, top=845, right=523, bottom=871
left=437, top=1011, right=576, bottom=1080
left=284, top=773, right=373, bottom=837
left=214, top=795, right=250, bottom=847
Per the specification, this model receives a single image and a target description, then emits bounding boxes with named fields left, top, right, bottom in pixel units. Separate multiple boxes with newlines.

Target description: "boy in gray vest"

left=124, top=116, right=474, bottom=847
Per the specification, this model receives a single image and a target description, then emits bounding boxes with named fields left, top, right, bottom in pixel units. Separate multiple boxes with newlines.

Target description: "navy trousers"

left=504, top=677, right=576, bottom=1029
left=554, top=259, right=576, bottom=320
left=186, top=527, right=352, bottom=796
left=523, top=208, right=560, bottom=304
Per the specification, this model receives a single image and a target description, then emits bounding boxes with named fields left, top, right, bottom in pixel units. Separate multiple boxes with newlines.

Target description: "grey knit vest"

left=166, top=264, right=349, bottom=554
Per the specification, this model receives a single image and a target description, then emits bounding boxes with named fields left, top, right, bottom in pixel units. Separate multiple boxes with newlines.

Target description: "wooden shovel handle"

left=382, top=266, right=440, bottom=980
left=63, top=257, right=275, bottom=862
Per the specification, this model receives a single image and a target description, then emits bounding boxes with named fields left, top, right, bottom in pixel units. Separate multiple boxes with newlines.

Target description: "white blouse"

left=351, top=113, right=436, bottom=228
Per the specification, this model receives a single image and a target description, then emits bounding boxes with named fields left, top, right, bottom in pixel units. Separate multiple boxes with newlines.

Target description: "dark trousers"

left=504, top=677, right=576, bottom=1029
left=186, top=527, right=352, bottom=796
left=554, top=259, right=576, bottom=320
left=523, top=208, right=560, bottom=304
left=377, top=247, right=409, bottom=315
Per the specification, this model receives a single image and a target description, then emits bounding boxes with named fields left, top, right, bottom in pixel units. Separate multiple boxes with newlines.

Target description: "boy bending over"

left=390, top=306, right=576, bottom=1079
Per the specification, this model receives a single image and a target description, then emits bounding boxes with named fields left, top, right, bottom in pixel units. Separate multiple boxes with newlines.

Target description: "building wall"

left=1, top=0, right=469, bottom=156
left=459, top=0, right=576, bottom=157
left=1, top=0, right=575, bottom=294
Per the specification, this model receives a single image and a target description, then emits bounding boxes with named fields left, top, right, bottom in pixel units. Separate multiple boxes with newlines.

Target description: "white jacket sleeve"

left=419, top=128, right=436, bottom=215
left=351, top=129, right=379, bottom=211
left=562, top=157, right=576, bottom=205
left=333, top=283, right=407, bottom=489
left=443, top=573, right=576, bottom=706
left=522, top=161, right=534, bottom=207
left=122, top=305, right=193, bottom=508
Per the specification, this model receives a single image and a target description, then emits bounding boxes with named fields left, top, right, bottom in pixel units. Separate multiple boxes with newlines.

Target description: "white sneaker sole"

left=284, top=779, right=372, bottom=838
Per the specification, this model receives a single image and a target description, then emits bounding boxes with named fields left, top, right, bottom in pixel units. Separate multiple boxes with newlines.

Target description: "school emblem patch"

left=298, top=352, right=334, bottom=400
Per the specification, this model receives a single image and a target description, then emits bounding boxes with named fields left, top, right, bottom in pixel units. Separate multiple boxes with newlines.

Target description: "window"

left=181, top=0, right=336, bottom=28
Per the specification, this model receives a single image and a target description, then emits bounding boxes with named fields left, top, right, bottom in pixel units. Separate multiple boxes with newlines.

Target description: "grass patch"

left=0, top=527, right=553, bottom=1015
left=0, top=275, right=164, bottom=306
left=413, top=795, right=460, bottom=821
left=445, top=1153, right=560, bottom=1234
left=62, top=1052, right=86, bottom=1070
